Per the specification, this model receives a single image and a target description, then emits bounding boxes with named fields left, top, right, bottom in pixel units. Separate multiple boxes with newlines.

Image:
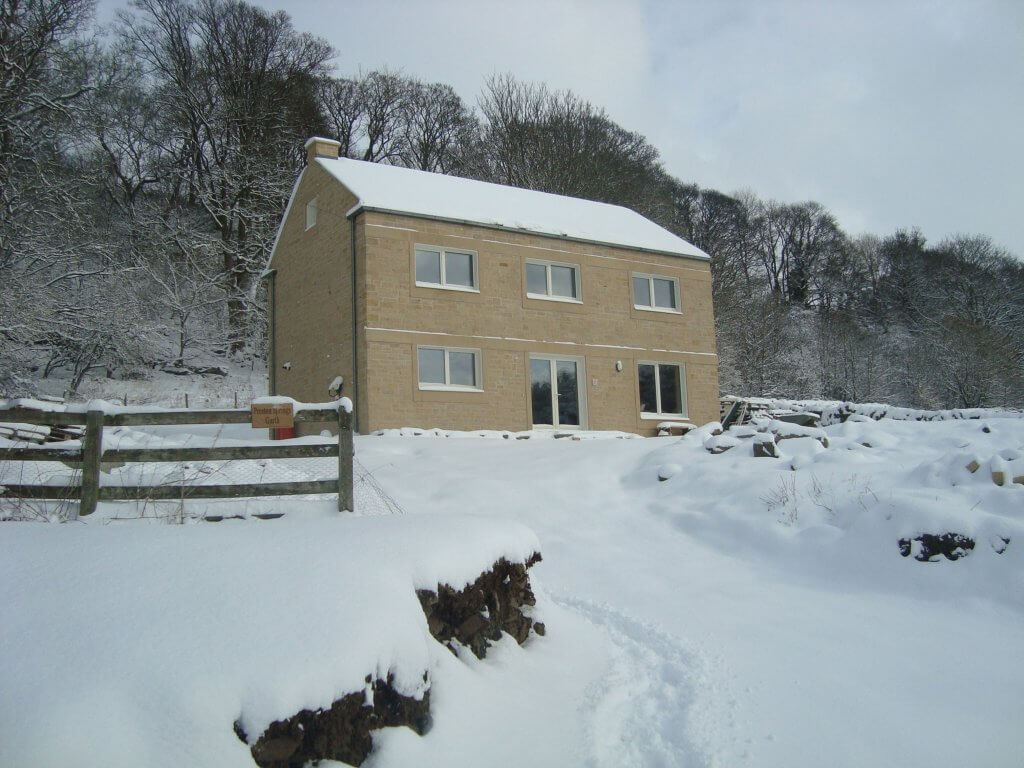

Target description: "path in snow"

left=554, top=595, right=721, bottom=768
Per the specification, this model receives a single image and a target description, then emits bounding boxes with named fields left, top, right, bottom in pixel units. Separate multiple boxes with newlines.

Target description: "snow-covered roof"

left=315, top=157, right=709, bottom=260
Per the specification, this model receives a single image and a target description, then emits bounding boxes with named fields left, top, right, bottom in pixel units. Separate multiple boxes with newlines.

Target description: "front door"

left=530, top=356, right=587, bottom=429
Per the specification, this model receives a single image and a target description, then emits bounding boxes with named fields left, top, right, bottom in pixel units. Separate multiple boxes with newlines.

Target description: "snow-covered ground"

left=29, top=360, right=268, bottom=409
left=3, top=412, right=1024, bottom=767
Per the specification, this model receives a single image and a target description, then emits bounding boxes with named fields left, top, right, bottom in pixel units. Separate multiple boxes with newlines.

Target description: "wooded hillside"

left=2, top=0, right=1021, bottom=408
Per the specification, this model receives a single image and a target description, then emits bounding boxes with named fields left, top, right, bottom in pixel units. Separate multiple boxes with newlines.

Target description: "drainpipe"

left=262, top=269, right=277, bottom=396
left=349, top=211, right=359, bottom=433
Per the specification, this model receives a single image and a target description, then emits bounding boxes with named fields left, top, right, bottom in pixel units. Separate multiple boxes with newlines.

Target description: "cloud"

left=640, top=0, right=1024, bottom=252
left=97, top=0, right=1024, bottom=255
left=306, top=0, right=651, bottom=110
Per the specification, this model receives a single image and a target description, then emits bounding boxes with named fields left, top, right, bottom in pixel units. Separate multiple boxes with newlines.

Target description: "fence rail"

left=0, top=402, right=354, bottom=518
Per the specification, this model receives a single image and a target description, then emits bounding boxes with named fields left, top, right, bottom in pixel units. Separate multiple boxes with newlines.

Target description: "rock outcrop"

left=238, top=552, right=544, bottom=766
left=417, top=553, right=544, bottom=658
left=239, top=674, right=430, bottom=768
left=899, top=533, right=975, bottom=562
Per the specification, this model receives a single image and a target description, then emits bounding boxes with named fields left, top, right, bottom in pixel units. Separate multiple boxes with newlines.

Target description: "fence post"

left=80, top=409, right=103, bottom=516
left=338, top=406, right=353, bottom=513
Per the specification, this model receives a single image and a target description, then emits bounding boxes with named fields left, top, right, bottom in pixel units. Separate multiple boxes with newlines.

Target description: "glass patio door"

left=530, top=356, right=585, bottom=428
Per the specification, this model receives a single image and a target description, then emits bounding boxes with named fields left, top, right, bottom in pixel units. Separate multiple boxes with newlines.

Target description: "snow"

left=0, top=516, right=540, bottom=768
left=314, top=156, right=708, bottom=260
left=3, top=410, right=1024, bottom=766
left=250, top=395, right=347, bottom=413
left=359, top=416, right=1024, bottom=767
left=13, top=359, right=269, bottom=411
left=1, top=397, right=67, bottom=411
left=371, top=426, right=640, bottom=441
left=731, top=395, right=1022, bottom=426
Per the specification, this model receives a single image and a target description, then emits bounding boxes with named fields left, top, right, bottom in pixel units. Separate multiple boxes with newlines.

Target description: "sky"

left=98, top=0, right=1024, bottom=256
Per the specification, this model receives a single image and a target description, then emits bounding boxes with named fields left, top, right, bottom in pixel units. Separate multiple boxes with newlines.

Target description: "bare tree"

left=316, top=76, right=362, bottom=158
left=120, top=0, right=332, bottom=354
left=358, top=69, right=408, bottom=163
left=400, top=80, right=477, bottom=173
left=476, top=74, right=664, bottom=213
left=0, top=0, right=95, bottom=244
left=716, top=292, right=805, bottom=397
left=748, top=199, right=848, bottom=306
left=0, top=0, right=108, bottom=393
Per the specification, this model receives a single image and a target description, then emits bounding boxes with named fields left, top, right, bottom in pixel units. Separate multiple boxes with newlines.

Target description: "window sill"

left=527, top=293, right=583, bottom=304
left=419, top=384, right=484, bottom=392
left=641, top=412, right=688, bottom=420
left=634, top=304, right=682, bottom=315
left=415, top=281, right=479, bottom=293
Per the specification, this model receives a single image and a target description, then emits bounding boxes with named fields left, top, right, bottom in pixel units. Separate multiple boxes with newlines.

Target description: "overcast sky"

left=99, top=0, right=1024, bottom=256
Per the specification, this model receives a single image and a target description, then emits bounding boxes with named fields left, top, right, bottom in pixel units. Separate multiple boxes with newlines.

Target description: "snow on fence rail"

left=0, top=399, right=354, bottom=518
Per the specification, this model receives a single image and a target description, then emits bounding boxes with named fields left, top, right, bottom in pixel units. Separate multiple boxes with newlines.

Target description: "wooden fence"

left=0, top=402, right=354, bottom=518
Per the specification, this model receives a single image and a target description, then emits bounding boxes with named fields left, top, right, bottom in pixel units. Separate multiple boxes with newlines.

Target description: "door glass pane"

left=658, top=364, right=682, bottom=414
left=653, top=278, right=676, bottom=309
left=633, top=276, right=651, bottom=306
left=638, top=363, right=657, bottom=412
left=418, top=348, right=445, bottom=384
left=415, top=249, right=441, bottom=284
left=448, top=351, right=477, bottom=387
left=555, top=360, right=579, bottom=426
left=526, top=263, right=548, bottom=295
left=550, top=265, right=577, bottom=298
left=445, top=251, right=474, bottom=287
left=530, top=358, right=552, bottom=425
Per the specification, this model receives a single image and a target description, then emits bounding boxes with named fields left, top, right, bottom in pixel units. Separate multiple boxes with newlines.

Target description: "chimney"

left=304, top=136, right=342, bottom=165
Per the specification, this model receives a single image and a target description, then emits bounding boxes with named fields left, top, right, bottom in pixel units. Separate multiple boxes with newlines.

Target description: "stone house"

left=266, top=137, right=718, bottom=435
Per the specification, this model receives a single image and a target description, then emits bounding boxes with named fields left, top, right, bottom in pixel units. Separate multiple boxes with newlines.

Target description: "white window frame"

left=637, top=360, right=687, bottom=419
left=305, top=198, right=317, bottom=230
left=528, top=353, right=589, bottom=430
left=414, top=244, right=479, bottom=292
left=525, top=258, right=582, bottom=303
left=632, top=272, right=681, bottom=313
left=417, top=345, right=483, bottom=392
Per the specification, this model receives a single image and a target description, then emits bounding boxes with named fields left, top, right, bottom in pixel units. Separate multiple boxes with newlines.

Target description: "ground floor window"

left=530, top=355, right=585, bottom=428
left=638, top=362, right=686, bottom=417
left=417, top=346, right=482, bottom=391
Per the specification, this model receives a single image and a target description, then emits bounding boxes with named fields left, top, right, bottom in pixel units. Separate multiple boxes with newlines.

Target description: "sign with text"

left=251, top=402, right=294, bottom=429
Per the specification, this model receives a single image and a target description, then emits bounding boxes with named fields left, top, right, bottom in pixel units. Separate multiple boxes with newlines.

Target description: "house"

left=265, top=137, right=719, bottom=436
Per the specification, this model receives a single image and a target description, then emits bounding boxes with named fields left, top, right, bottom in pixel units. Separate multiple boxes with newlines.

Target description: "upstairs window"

left=305, top=198, right=318, bottom=230
left=415, top=246, right=478, bottom=291
left=526, top=259, right=581, bottom=302
left=417, top=346, right=482, bottom=390
left=632, top=273, right=680, bottom=312
left=638, top=362, right=686, bottom=417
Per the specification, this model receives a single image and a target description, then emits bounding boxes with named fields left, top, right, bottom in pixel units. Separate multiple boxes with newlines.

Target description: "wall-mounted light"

left=282, top=361, right=292, bottom=370
left=615, top=360, right=623, bottom=372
